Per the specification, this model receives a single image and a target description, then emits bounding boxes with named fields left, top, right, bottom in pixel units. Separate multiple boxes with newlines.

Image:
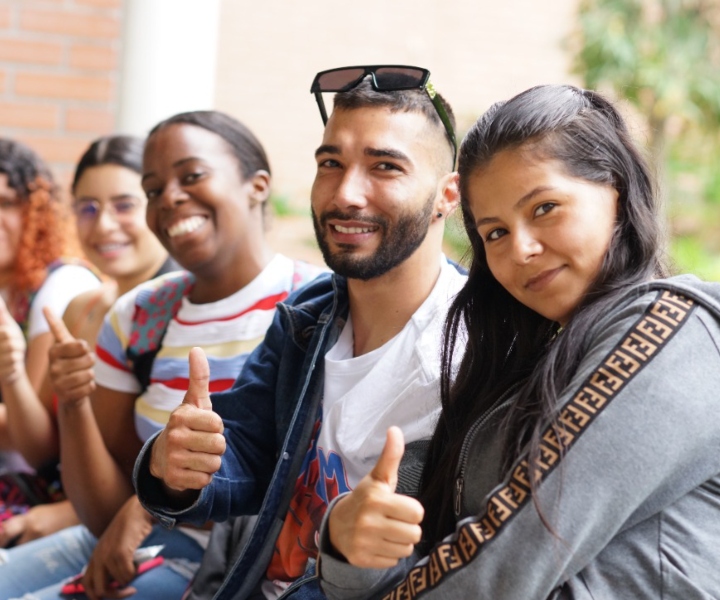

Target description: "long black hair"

left=421, top=84, right=668, bottom=543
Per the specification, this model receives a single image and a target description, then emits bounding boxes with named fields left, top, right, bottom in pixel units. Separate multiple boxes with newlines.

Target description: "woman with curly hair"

left=0, top=139, right=100, bottom=496
left=0, top=136, right=175, bottom=548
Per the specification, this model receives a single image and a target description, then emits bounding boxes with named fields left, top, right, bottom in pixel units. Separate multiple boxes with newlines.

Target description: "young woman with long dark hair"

left=318, top=84, right=720, bottom=599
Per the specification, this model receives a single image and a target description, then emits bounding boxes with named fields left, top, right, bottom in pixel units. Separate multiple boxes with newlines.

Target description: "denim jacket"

left=135, top=272, right=346, bottom=599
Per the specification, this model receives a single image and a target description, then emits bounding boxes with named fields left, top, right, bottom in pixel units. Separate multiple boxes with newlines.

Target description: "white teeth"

left=96, top=243, right=127, bottom=253
left=167, top=216, right=206, bottom=238
left=334, top=224, right=374, bottom=234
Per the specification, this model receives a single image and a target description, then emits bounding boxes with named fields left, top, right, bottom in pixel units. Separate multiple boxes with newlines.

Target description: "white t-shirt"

left=27, top=264, right=101, bottom=340
left=263, top=256, right=467, bottom=598
left=94, top=254, right=303, bottom=442
left=318, top=257, right=465, bottom=488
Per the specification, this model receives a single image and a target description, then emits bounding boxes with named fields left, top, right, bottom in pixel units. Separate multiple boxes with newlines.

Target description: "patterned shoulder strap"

left=126, top=271, right=195, bottom=392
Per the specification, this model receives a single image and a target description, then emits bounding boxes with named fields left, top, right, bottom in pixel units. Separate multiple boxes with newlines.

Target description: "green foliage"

left=442, top=210, right=471, bottom=265
left=270, top=194, right=303, bottom=217
left=571, top=0, right=720, bottom=280
left=671, top=235, right=720, bottom=281
left=571, top=0, right=720, bottom=161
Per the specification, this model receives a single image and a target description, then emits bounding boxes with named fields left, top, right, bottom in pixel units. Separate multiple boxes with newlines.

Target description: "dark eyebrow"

left=315, top=145, right=340, bottom=158
left=474, top=186, right=557, bottom=228
left=365, top=147, right=409, bottom=162
left=141, top=156, right=200, bottom=184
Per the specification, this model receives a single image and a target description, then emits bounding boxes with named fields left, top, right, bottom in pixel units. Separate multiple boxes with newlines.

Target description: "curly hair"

left=0, top=139, right=70, bottom=314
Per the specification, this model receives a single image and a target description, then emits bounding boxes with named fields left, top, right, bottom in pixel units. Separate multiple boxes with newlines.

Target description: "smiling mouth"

left=95, top=242, right=129, bottom=254
left=167, top=216, right=207, bottom=238
left=331, top=224, right=379, bottom=234
left=525, top=267, right=564, bottom=291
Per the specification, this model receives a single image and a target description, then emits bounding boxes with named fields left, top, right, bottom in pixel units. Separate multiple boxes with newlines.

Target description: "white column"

left=117, top=0, right=221, bottom=135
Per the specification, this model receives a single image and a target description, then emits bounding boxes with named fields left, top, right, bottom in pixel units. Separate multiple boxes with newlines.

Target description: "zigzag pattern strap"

left=383, top=290, right=696, bottom=600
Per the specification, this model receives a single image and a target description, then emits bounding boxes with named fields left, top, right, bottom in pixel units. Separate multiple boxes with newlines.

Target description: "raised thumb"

left=0, top=295, right=11, bottom=325
left=183, top=347, right=212, bottom=410
left=43, top=306, right=74, bottom=343
left=370, top=426, right=405, bottom=492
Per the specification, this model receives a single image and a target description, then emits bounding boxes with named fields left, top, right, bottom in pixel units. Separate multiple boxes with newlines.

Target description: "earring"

left=436, top=212, right=443, bottom=218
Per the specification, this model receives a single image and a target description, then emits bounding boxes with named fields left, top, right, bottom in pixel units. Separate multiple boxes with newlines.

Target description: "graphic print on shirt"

left=381, top=290, right=696, bottom=600
left=267, top=411, right=352, bottom=582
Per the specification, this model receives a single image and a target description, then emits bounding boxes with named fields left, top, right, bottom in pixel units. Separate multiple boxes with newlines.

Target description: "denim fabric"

left=136, top=264, right=465, bottom=600
left=0, top=524, right=203, bottom=600
left=137, top=273, right=346, bottom=600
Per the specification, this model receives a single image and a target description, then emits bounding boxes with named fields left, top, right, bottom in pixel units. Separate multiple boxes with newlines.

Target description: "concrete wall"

left=214, top=0, right=579, bottom=205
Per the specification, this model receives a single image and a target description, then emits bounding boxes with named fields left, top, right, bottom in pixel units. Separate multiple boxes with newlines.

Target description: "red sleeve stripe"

left=151, top=377, right=236, bottom=392
left=174, top=291, right=289, bottom=326
left=96, top=345, right=132, bottom=372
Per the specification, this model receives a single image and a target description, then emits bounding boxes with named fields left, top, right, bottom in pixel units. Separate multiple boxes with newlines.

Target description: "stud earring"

left=436, top=212, right=443, bottom=218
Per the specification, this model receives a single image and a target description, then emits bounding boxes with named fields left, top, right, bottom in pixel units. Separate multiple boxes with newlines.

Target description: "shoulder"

left=114, top=271, right=193, bottom=314
left=284, top=270, right=338, bottom=308
left=591, top=275, right=720, bottom=336
left=35, top=262, right=100, bottom=296
left=568, top=276, right=720, bottom=391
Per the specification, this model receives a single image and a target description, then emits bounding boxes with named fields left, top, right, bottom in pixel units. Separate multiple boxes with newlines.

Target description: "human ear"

left=433, top=172, right=460, bottom=220
left=248, top=170, right=271, bottom=207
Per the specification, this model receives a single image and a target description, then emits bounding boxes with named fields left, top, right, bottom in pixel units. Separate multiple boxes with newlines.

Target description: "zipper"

left=453, top=382, right=522, bottom=516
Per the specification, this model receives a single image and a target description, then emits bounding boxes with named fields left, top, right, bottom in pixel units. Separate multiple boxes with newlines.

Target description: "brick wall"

left=0, top=0, right=122, bottom=190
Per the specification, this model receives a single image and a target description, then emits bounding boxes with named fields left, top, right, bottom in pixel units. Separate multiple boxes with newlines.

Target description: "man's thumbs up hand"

left=370, top=426, right=405, bottom=493
left=328, top=427, right=425, bottom=569
left=149, top=347, right=226, bottom=493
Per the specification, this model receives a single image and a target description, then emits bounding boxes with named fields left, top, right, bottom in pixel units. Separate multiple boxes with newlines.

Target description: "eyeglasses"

left=73, top=197, right=142, bottom=224
left=310, top=65, right=457, bottom=164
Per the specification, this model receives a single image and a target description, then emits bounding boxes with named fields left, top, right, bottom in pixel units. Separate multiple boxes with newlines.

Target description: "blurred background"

left=0, top=0, right=718, bottom=274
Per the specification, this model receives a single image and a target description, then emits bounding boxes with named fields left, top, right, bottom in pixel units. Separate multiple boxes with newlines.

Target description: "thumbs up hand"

left=149, top=347, right=226, bottom=493
left=328, top=427, right=425, bottom=569
left=43, top=306, right=96, bottom=407
left=0, top=296, right=27, bottom=385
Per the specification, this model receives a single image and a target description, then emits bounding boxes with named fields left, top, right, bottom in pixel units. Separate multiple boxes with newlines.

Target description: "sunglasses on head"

left=310, top=65, right=457, bottom=164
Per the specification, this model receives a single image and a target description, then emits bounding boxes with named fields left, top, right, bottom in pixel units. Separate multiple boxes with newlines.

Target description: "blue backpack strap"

left=126, top=271, right=195, bottom=393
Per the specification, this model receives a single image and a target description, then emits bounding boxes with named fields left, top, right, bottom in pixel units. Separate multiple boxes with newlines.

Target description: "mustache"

left=317, top=209, right=387, bottom=228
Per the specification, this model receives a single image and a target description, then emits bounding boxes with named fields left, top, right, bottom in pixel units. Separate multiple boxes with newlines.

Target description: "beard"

left=312, top=193, right=434, bottom=281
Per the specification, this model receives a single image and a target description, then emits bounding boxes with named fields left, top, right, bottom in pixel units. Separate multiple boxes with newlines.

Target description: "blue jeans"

left=0, top=524, right=203, bottom=599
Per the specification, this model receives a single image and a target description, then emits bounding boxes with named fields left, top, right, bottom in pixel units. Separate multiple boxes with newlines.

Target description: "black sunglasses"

left=310, top=65, right=457, bottom=165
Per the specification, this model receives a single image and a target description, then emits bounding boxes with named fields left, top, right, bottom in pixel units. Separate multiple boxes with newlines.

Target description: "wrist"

left=57, top=395, right=92, bottom=412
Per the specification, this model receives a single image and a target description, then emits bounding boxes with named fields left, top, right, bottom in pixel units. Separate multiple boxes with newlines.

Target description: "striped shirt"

left=95, top=254, right=313, bottom=442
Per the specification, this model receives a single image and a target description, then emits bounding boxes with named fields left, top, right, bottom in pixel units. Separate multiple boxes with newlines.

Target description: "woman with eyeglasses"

left=318, top=85, right=720, bottom=599
left=0, top=136, right=175, bottom=548
left=0, top=111, right=322, bottom=600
